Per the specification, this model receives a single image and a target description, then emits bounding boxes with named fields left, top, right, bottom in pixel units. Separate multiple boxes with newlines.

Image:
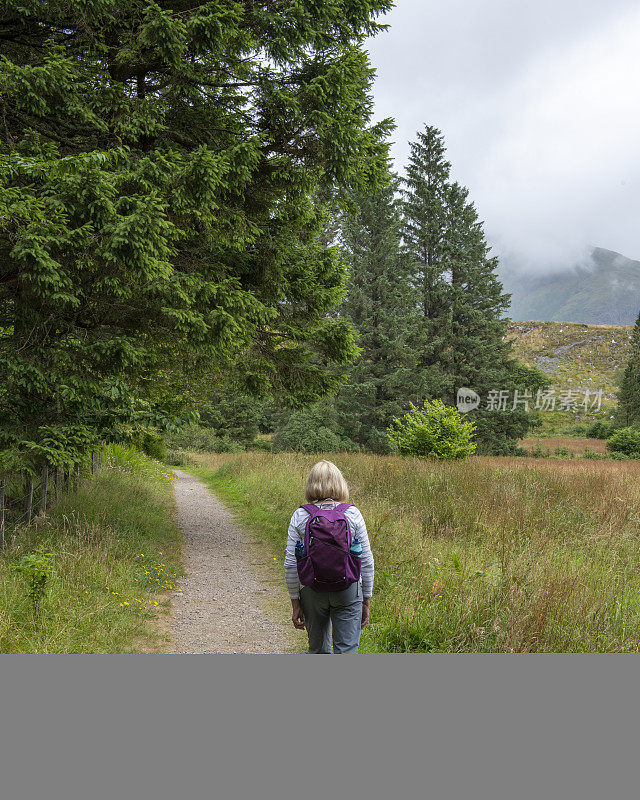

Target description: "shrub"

left=387, top=399, right=476, bottom=460
left=272, top=404, right=358, bottom=454
left=586, top=421, right=615, bottom=440
left=164, top=449, right=191, bottom=467
left=530, top=446, right=550, bottom=458
left=273, top=419, right=357, bottom=454
left=136, top=430, right=167, bottom=461
left=247, top=438, right=273, bottom=453
left=165, top=424, right=245, bottom=453
left=582, top=449, right=606, bottom=459
left=559, top=423, right=587, bottom=436
left=606, top=426, right=640, bottom=457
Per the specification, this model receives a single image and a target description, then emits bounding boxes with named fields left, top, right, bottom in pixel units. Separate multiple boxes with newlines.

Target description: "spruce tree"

left=337, top=177, right=422, bottom=451
left=0, top=0, right=393, bottom=471
left=402, top=125, right=535, bottom=452
left=401, top=125, right=453, bottom=398
left=617, top=311, right=640, bottom=426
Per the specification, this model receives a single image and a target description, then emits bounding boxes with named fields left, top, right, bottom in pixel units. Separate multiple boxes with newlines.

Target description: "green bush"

left=606, top=426, right=640, bottom=457
left=586, top=420, right=615, bottom=440
left=164, top=448, right=191, bottom=467
left=272, top=405, right=358, bottom=454
left=559, top=423, right=588, bottom=436
left=165, top=425, right=245, bottom=453
left=136, top=430, right=167, bottom=461
left=247, top=438, right=273, bottom=453
left=582, top=449, right=606, bottom=460
left=387, top=399, right=476, bottom=460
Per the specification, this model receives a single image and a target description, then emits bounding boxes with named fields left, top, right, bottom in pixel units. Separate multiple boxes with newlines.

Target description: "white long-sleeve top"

left=284, top=499, right=375, bottom=599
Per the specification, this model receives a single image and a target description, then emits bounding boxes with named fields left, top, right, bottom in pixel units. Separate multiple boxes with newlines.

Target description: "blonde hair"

left=305, top=460, right=349, bottom=503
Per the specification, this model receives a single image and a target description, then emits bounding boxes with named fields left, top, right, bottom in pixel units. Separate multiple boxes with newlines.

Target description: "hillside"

left=505, top=320, right=633, bottom=436
left=506, top=320, right=633, bottom=397
left=499, top=247, right=640, bottom=325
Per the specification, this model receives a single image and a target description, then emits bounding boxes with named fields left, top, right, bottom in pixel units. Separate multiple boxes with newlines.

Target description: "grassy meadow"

left=0, top=447, right=183, bottom=653
left=192, top=451, right=640, bottom=653
left=518, top=436, right=608, bottom=455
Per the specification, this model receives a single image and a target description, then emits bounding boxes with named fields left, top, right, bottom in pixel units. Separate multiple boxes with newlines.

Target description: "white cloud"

left=367, top=0, right=640, bottom=268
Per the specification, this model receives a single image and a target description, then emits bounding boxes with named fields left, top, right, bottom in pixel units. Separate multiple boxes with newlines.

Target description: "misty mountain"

left=498, top=247, right=640, bottom=325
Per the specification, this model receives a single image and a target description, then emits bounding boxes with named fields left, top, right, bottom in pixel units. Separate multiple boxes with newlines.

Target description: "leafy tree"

left=336, top=176, right=423, bottom=452
left=617, top=310, right=640, bottom=426
left=387, top=399, right=476, bottom=460
left=0, top=0, right=393, bottom=471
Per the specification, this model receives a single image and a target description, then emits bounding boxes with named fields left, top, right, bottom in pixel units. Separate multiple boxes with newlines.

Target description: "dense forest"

left=2, top=0, right=640, bottom=481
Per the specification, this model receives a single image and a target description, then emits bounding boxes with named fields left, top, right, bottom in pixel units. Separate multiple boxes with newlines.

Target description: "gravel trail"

left=170, top=470, right=293, bottom=654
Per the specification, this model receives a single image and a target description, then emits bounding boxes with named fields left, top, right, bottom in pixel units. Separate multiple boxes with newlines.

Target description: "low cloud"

left=368, top=0, right=640, bottom=270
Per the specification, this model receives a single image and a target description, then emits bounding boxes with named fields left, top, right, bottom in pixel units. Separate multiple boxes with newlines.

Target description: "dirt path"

left=170, top=470, right=294, bottom=654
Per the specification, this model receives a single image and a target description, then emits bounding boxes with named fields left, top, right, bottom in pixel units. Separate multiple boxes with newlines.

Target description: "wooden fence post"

left=0, top=479, right=5, bottom=550
left=40, top=465, right=49, bottom=514
left=24, top=475, right=34, bottom=524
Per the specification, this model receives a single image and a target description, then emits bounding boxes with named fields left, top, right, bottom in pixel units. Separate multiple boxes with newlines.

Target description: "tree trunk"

left=24, top=476, right=34, bottom=523
left=0, top=479, right=5, bottom=549
left=40, top=465, right=49, bottom=514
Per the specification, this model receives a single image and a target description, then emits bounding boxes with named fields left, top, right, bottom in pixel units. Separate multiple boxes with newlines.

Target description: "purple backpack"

left=296, top=503, right=361, bottom=592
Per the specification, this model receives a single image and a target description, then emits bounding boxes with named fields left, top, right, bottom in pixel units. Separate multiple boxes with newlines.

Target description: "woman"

left=284, top=460, right=374, bottom=654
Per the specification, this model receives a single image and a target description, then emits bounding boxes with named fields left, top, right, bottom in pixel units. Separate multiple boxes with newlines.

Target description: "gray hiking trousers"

left=299, top=581, right=363, bottom=654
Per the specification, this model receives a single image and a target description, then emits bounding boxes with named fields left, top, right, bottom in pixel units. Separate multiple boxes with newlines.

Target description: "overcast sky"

left=366, top=0, right=640, bottom=271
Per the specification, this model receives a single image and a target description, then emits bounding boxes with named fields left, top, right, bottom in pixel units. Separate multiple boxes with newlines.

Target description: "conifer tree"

left=337, top=177, right=422, bottom=451
left=617, top=311, right=640, bottom=426
left=402, top=125, right=537, bottom=452
left=401, top=125, right=452, bottom=398
left=0, top=0, right=393, bottom=470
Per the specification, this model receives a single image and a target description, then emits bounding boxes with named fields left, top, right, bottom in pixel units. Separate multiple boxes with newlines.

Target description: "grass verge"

left=191, top=451, right=640, bottom=653
left=0, top=446, right=183, bottom=653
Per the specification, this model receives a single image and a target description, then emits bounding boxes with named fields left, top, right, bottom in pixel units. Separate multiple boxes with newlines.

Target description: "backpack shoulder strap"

left=300, top=504, right=319, bottom=515
left=335, top=503, right=353, bottom=513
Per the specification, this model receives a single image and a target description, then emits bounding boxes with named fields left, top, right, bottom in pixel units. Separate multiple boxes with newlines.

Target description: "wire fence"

left=0, top=447, right=104, bottom=549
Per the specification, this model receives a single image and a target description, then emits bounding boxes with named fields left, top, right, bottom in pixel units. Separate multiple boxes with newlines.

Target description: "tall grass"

left=192, top=452, right=640, bottom=653
left=0, top=445, right=183, bottom=653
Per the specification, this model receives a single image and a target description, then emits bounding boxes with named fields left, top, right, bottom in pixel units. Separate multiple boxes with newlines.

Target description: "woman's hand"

left=361, top=597, right=371, bottom=628
left=291, top=599, right=306, bottom=629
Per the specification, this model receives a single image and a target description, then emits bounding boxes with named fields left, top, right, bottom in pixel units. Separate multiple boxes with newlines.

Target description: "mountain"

left=498, top=247, right=640, bottom=325
left=506, top=320, right=633, bottom=397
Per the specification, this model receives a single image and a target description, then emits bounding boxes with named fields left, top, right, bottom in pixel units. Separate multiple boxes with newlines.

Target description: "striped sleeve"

left=347, top=506, right=375, bottom=598
left=284, top=508, right=304, bottom=599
